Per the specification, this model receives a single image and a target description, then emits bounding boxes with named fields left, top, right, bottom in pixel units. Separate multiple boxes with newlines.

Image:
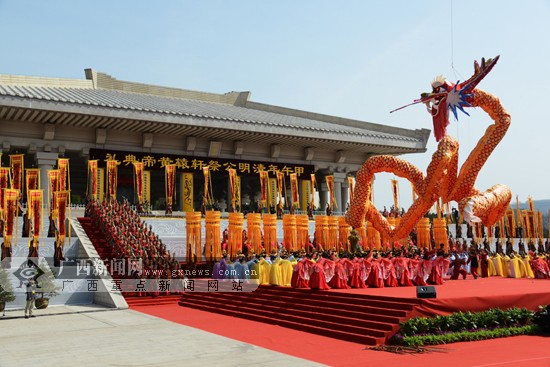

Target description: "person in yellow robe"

left=279, top=254, right=294, bottom=287
left=269, top=256, right=283, bottom=286
left=258, top=256, right=272, bottom=285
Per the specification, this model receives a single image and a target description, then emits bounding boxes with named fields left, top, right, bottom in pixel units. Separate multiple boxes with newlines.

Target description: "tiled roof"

left=0, top=84, right=422, bottom=145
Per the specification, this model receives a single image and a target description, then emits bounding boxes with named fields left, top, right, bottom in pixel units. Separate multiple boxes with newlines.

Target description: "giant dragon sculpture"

left=346, top=56, right=512, bottom=242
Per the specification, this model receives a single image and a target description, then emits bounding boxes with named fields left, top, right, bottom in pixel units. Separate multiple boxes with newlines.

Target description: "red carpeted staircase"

left=78, top=217, right=182, bottom=307
left=178, top=284, right=421, bottom=345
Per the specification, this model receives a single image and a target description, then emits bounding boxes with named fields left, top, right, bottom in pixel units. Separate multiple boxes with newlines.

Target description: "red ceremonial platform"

left=78, top=215, right=550, bottom=347
left=127, top=277, right=550, bottom=346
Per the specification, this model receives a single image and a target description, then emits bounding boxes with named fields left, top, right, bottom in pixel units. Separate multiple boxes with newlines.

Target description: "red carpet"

left=132, top=303, right=550, bottom=367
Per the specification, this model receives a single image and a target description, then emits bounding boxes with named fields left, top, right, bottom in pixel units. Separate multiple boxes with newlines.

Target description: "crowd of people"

left=210, top=237, right=550, bottom=289
left=86, top=198, right=181, bottom=278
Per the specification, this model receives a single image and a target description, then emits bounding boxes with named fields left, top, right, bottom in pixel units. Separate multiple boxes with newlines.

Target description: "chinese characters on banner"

left=89, top=148, right=314, bottom=177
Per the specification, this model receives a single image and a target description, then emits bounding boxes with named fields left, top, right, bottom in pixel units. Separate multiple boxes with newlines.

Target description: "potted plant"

left=34, top=260, right=61, bottom=309
left=0, top=267, right=16, bottom=316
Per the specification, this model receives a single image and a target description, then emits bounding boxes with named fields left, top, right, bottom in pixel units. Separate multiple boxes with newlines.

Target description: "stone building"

left=0, top=69, right=429, bottom=213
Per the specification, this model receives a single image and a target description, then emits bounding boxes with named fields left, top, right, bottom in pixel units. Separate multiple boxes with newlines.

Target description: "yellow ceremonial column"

left=433, top=217, right=449, bottom=251
left=247, top=213, right=262, bottom=254
left=417, top=218, right=431, bottom=249
left=367, top=222, right=381, bottom=250
left=228, top=212, right=244, bottom=259
left=315, top=215, right=329, bottom=250
left=186, top=212, right=202, bottom=262
left=283, top=214, right=297, bottom=252
left=205, top=211, right=221, bottom=261
left=327, top=216, right=339, bottom=250
left=296, top=214, right=309, bottom=251
left=338, top=216, right=351, bottom=252
left=262, top=214, right=277, bottom=254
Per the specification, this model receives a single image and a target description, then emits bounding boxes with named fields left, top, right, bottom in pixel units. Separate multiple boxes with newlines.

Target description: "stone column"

left=319, top=182, right=328, bottom=212
left=333, top=172, right=348, bottom=216
left=35, top=151, right=59, bottom=199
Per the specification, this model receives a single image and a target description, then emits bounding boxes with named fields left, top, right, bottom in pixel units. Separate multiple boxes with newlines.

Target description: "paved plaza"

left=0, top=305, right=322, bottom=367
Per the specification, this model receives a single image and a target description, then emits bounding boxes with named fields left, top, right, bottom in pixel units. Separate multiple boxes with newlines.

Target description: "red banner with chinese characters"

left=276, top=171, right=284, bottom=207
left=259, top=170, right=268, bottom=206
left=28, top=189, right=43, bottom=244
left=58, top=158, right=70, bottom=191
left=48, top=170, right=60, bottom=209
left=88, top=160, right=98, bottom=200
left=228, top=168, right=237, bottom=209
left=165, top=164, right=176, bottom=206
left=203, top=166, right=210, bottom=205
left=25, top=168, right=40, bottom=201
left=290, top=173, right=299, bottom=205
left=55, top=191, right=69, bottom=245
left=310, top=173, right=316, bottom=207
left=133, top=161, right=144, bottom=205
left=9, top=154, right=24, bottom=192
left=0, top=167, right=9, bottom=218
left=325, top=175, right=336, bottom=209
left=106, top=160, right=118, bottom=200
left=347, top=176, right=354, bottom=204
left=3, top=189, right=19, bottom=247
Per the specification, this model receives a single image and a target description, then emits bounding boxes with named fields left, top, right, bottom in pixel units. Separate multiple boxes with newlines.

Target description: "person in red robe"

left=366, top=254, right=384, bottom=288
left=329, top=255, right=350, bottom=289
left=381, top=254, right=398, bottom=287
left=393, top=254, right=414, bottom=286
left=291, top=256, right=311, bottom=288
left=349, top=255, right=367, bottom=288
left=308, top=254, right=331, bottom=290
left=479, top=249, right=489, bottom=278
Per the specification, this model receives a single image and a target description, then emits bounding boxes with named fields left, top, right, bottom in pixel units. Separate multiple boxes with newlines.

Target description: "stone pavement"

left=0, top=305, right=323, bottom=367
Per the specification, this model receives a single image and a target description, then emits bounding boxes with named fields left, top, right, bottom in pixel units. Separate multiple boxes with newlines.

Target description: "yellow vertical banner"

left=301, top=180, right=311, bottom=212
left=203, top=167, right=210, bottom=206
left=47, top=170, right=60, bottom=210
left=9, top=154, right=24, bottom=192
left=97, top=168, right=105, bottom=202
left=325, top=175, right=336, bottom=209
left=87, top=160, right=98, bottom=200
left=228, top=168, right=237, bottom=211
left=268, top=178, right=277, bottom=210
left=236, top=175, right=241, bottom=211
left=143, top=170, right=150, bottom=204
left=347, top=176, right=354, bottom=204
left=181, top=173, right=194, bottom=212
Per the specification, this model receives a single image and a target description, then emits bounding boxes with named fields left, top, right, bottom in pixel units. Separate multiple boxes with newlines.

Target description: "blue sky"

left=1, top=0, right=549, bottom=210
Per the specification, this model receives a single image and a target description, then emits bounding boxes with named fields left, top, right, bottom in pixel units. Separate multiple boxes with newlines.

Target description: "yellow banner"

left=203, top=166, right=210, bottom=205
left=259, top=170, right=268, bottom=206
left=325, top=175, right=336, bottom=208
left=181, top=173, right=194, bottom=212
left=0, top=167, right=9, bottom=218
left=301, top=180, right=311, bottom=212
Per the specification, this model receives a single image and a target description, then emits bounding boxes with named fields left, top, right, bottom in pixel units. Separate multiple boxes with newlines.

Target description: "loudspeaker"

left=416, top=286, right=436, bottom=299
